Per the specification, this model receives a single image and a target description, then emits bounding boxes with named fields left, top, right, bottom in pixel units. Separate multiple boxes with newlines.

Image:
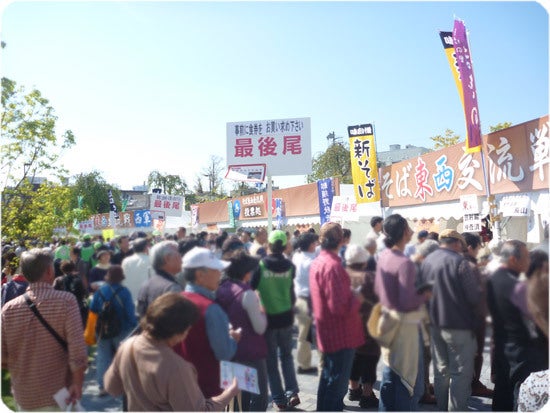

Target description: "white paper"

left=53, top=387, right=84, bottom=411
left=220, top=360, right=259, bottom=395
left=53, top=387, right=70, bottom=410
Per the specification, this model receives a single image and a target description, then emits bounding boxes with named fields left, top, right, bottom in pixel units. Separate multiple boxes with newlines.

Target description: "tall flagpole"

left=372, top=122, right=385, bottom=219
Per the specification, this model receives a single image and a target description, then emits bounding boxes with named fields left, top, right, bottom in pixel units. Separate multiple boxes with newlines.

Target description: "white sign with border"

left=460, top=194, right=479, bottom=214
left=225, top=163, right=266, bottom=183
left=500, top=193, right=530, bottom=217
left=226, top=117, right=311, bottom=176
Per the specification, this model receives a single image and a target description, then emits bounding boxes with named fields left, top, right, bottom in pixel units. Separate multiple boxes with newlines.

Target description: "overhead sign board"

left=226, top=117, right=311, bottom=176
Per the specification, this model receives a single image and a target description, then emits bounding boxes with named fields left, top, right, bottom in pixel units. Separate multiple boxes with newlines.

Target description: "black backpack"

left=95, top=287, right=123, bottom=339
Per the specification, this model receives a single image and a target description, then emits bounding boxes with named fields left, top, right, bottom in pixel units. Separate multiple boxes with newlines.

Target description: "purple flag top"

left=453, top=19, right=482, bottom=152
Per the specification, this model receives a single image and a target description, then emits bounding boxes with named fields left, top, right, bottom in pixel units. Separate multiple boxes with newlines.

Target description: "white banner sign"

left=226, top=117, right=311, bottom=176
left=329, top=195, right=359, bottom=223
left=499, top=193, right=530, bottom=217
left=463, top=213, right=482, bottom=232
left=150, top=194, right=185, bottom=217
left=460, top=194, right=479, bottom=214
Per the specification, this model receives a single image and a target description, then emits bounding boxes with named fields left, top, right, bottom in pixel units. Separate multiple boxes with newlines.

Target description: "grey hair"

left=499, top=240, right=526, bottom=264
left=416, top=239, right=439, bottom=258
left=364, top=237, right=377, bottom=251
left=20, top=248, right=54, bottom=282
left=149, top=240, right=179, bottom=272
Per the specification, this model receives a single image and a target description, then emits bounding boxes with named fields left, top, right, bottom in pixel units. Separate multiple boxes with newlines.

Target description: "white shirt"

left=242, top=290, right=267, bottom=334
left=292, top=250, right=317, bottom=298
left=122, top=253, right=151, bottom=305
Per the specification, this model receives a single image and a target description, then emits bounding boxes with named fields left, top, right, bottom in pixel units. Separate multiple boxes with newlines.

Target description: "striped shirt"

left=1, top=282, right=88, bottom=410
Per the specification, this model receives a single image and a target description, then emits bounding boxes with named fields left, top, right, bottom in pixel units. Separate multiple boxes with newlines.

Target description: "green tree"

left=307, top=141, right=353, bottom=184
left=27, top=182, right=87, bottom=239
left=1, top=78, right=74, bottom=194
left=430, top=129, right=461, bottom=150
left=489, top=122, right=513, bottom=133
left=71, top=171, right=120, bottom=214
left=1, top=78, right=75, bottom=239
left=147, top=170, right=189, bottom=195
left=194, top=155, right=227, bottom=202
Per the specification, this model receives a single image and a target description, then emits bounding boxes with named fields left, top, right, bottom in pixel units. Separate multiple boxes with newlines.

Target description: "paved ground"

left=81, top=326, right=494, bottom=412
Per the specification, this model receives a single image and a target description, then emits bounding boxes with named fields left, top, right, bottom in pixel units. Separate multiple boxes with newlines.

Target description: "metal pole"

left=267, top=173, right=273, bottom=235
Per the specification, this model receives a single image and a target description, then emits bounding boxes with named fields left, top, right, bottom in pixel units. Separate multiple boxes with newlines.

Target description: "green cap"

left=82, top=234, right=91, bottom=241
left=268, top=230, right=287, bottom=246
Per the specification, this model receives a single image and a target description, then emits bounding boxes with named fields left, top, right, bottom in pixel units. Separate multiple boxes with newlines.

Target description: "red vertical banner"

left=453, top=19, right=482, bottom=153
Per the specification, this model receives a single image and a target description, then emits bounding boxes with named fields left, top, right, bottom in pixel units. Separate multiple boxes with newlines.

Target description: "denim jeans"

left=96, top=330, right=129, bottom=389
left=431, top=327, right=476, bottom=411
left=379, top=328, right=424, bottom=411
left=265, top=326, right=299, bottom=404
left=316, top=348, right=355, bottom=411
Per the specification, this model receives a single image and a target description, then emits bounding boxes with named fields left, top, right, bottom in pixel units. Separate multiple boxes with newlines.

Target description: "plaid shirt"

left=2, top=282, right=88, bottom=410
left=309, top=250, right=364, bottom=353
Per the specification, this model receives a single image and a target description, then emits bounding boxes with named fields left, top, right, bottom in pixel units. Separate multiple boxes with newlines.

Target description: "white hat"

left=345, top=244, right=369, bottom=265
left=182, top=247, right=230, bottom=270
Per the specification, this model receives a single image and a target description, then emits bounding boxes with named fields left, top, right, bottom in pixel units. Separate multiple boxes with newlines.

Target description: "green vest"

left=256, top=260, right=293, bottom=315
left=81, top=244, right=95, bottom=263
left=54, top=245, right=70, bottom=261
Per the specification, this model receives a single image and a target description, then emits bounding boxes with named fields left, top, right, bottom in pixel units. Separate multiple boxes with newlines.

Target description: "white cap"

left=345, top=244, right=369, bottom=265
left=182, top=247, right=230, bottom=270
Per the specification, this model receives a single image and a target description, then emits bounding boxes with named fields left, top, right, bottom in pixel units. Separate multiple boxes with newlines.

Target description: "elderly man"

left=2, top=248, right=88, bottom=410
left=136, top=240, right=183, bottom=317
left=420, top=229, right=481, bottom=411
left=487, top=239, right=547, bottom=411
left=174, top=246, right=239, bottom=398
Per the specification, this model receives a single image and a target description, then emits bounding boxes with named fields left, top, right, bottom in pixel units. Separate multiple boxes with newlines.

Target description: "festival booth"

left=190, top=181, right=338, bottom=233
left=379, top=115, right=549, bottom=246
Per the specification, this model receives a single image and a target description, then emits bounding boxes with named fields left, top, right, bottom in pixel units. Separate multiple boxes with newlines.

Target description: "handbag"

left=24, top=293, right=68, bottom=352
left=366, top=303, right=401, bottom=348
left=84, top=310, right=98, bottom=346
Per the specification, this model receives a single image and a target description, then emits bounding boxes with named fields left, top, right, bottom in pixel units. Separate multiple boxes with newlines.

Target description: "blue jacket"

left=90, top=283, right=137, bottom=335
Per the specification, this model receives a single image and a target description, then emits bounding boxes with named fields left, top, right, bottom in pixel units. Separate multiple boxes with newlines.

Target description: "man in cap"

left=173, top=246, right=240, bottom=398
left=419, top=229, right=482, bottom=411
left=251, top=230, right=300, bottom=410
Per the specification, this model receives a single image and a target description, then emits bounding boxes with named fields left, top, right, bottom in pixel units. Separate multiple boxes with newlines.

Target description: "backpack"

left=60, top=275, right=89, bottom=326
left=95, top=287, right=123, bottom=339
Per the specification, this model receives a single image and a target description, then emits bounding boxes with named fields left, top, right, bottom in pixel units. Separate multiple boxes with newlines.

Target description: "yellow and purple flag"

left=348, top=124, right=380, bottom=203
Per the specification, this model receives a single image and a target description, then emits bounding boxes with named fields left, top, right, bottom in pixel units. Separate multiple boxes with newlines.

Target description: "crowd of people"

left=1, top=217, right=548, bottom=412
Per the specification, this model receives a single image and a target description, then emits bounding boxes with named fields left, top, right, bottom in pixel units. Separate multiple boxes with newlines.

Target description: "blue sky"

left=1, top=1, right=547, bottom=191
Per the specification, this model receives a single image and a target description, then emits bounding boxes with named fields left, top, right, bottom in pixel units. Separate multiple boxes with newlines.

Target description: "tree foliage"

left=307, top=142, right=353, bottom=184
left=489, top=122, right=513, bottom=133
left=1, top=78, right=74, bottom=197
left=71, top=171, right=121, bottom=215
left=1, top=77, right=76, bottom=240
left=430, top=129, right=461, bottom=150
left=192, top=155, right=227, bottom=203
left=147, top=170, right=188, bottom=195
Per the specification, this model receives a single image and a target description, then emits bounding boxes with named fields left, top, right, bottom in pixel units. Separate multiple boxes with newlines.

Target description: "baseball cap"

left=345, top=244, right=369, bottom=265
left=439, top=229, right=466, bottom=248
left=268, top=230, right=287, bottom=246
left=182, top=247, right=230, bottom=270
